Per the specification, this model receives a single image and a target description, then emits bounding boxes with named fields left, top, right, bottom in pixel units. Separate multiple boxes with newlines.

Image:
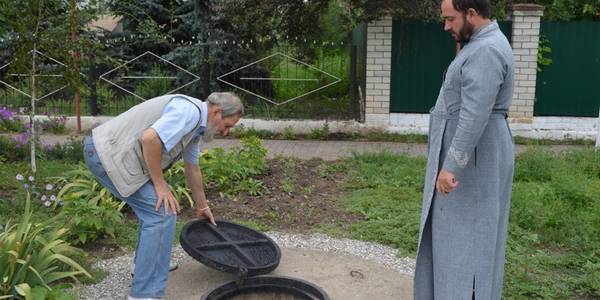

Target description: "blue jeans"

left=83, top=136, right=175, bottom=299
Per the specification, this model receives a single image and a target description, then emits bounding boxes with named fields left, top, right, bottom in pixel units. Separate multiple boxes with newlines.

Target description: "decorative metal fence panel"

left=1, top=37, right=355, bottom=120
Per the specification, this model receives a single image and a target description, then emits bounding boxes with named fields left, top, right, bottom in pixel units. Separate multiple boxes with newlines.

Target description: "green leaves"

left=55, top=163, right=124, bottom=245
left=199, top=136, right=268, bottom=197
left=0, top=192, right=91, bottom=299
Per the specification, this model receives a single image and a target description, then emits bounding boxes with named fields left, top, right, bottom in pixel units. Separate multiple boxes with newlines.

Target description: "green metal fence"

left=390, top=21, right=512, bottom=113
left=534, top=21, right=600, bottom=117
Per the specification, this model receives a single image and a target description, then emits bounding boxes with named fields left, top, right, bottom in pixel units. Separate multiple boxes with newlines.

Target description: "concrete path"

left=4, top=133, right=586, bottom=161
left=165, top=247, right=413, bottom=300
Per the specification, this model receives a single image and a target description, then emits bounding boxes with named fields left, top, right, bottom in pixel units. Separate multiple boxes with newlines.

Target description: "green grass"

left=229, top=126, right=595, bottom=146
left=337, top=147, right=600, bottom=298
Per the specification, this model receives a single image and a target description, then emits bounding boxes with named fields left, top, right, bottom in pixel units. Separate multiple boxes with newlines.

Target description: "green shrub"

left=282, top=126, right=294, bottom=140
left=307, top=124, right=329, bottom=140
left=0, top=135, right=83, bottom=163
left=0, top=193, right=91, bottom=299
left=43, top=137, right=84, bottom=162
left=57, top=164, right=124, bottom=211
left=0, top=107, right=25, bottom=133
left=59, top=199, right=123, bottom=246
left=200, top=136, right=268, bottom=196
left=56, top=164, right=125, bottom=245
left=36, top=114, right=68, bottom=135
left=0, top=135, right=28, bottom=162
left=164, top=161, right=194, bottom=207
left=230, top=125, right=275, bottom=139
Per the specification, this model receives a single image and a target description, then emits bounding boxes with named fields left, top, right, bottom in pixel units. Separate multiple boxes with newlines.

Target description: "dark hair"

left=452, top=0, right=491, bottom=18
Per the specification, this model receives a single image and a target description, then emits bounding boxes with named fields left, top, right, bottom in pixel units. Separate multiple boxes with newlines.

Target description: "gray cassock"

left=414, top=21, right=515, bottom=300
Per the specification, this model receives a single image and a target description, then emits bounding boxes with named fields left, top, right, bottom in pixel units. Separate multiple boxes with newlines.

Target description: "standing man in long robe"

left=413, top=0, right=515, bottom=299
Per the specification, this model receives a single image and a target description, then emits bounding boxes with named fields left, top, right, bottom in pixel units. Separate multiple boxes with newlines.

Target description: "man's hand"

left=196, top=206, right=216, bottom=226
left=436, top=169, right=459, bottom=196
left=154, top=181, right=180, bottom=215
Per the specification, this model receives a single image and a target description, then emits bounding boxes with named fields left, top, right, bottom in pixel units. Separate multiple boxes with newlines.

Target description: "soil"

left=86, top=157, right=361, bottom=259
left=187, top=157, right=362, bottom=231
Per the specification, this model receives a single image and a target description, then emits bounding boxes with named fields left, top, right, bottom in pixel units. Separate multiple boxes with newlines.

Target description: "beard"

left=201, top=123, right=218, bottom=143
left=455, top=15, right=475, bottom=44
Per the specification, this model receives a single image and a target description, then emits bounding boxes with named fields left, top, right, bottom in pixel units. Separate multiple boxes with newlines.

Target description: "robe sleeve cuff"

left=442, top=146, right=470, bottom=176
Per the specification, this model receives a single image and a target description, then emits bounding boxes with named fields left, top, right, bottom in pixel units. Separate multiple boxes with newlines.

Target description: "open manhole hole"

left=202, top=275, right=329, bottom=300
left=180, top=220, right=330, bottom=300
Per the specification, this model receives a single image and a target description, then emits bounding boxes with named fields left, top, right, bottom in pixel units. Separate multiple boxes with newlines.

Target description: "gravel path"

left=77, top=231, right=415, bottom=299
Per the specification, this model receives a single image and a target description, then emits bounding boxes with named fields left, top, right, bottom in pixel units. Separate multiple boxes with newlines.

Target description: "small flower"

left=50, top=195, right=56, bottom=201
left=41, top=195, right=47, bottom=201
left=23, top=183, right=29, bottom=190
left=28, top=176, right=34, bottom=182
left=19, top=107, right=25, bottom=113
left=16, top=174, right=24, bottom=181
left=43, top=201, right=51, bottom=207
left=45, top=184, right=53, bottom=191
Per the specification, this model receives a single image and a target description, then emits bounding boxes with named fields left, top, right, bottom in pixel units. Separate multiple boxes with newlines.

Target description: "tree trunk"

left=30, top=46, right=37, bottom=173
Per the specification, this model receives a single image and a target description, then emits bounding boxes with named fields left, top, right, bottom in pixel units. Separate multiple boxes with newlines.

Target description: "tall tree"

left=0, top=0, right=98, bottom=172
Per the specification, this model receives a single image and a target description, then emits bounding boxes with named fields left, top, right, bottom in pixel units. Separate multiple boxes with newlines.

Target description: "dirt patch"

left=186, top=157, right=361, bottom=231
left=85, top=158, right=359, bottom=259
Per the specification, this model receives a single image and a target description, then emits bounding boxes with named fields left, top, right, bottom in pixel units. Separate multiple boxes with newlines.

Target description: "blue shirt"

left=150, top=96, right=208, bottom=164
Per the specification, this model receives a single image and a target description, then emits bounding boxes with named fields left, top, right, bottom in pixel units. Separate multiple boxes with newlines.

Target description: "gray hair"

left=206, top=92, right=244, bottom=117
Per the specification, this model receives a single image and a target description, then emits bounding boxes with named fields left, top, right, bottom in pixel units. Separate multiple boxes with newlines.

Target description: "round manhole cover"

left=180, top=220, right=281, bottom=276
left=201, top=275, right=330, bottom=300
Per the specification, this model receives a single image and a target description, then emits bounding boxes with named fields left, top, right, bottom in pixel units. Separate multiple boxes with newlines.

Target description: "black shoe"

left=131, top=262, right=179, bottom=278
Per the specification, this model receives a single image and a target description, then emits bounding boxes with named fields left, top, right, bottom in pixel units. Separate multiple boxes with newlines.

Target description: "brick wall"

left=509, top=4, right=545, bottom=122
left=364, top=16, right=393, bottom=126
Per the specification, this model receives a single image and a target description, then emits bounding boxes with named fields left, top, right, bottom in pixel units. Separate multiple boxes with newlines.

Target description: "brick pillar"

left=364, top=16, right=392, bottom=127
left=509, top=4, right=544, bottom=123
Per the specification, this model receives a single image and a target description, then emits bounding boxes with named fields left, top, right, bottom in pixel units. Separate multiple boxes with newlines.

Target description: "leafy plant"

left=200, top=136, right=268, bottom=196
left=42, top=137, right=84, bottom=162
left=230, top=125, right=275, bottom=139
left=164, top=161, right=194, bottom=208
left=537, top=34, right=553, bottom=72
left=56, top=163, right=125, bottom=211
left=0, top=193, right=91, bottom=299
left=55, top=164, right=125, bottom=245
left=282, top=126, right=294, bottom=140
left=308, top=123, right=330, bottom=140
left=0, top=107, right=24, bottom=133
left=35, top=113, right=68, bottom=135
left=59, top=198, right=123, bottom=246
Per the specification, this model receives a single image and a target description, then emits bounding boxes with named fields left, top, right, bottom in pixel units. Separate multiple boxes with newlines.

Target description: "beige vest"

left=92, top=94, right=204, bottom=197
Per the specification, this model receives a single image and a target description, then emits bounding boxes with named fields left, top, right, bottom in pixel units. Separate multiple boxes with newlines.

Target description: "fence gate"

left=390, top=21, right=512, bottom=113
left=535, top=21, right=600, bottom=117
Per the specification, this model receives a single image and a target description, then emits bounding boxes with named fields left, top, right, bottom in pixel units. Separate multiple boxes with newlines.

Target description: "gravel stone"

left=77, top=232, right=415, bottom=299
